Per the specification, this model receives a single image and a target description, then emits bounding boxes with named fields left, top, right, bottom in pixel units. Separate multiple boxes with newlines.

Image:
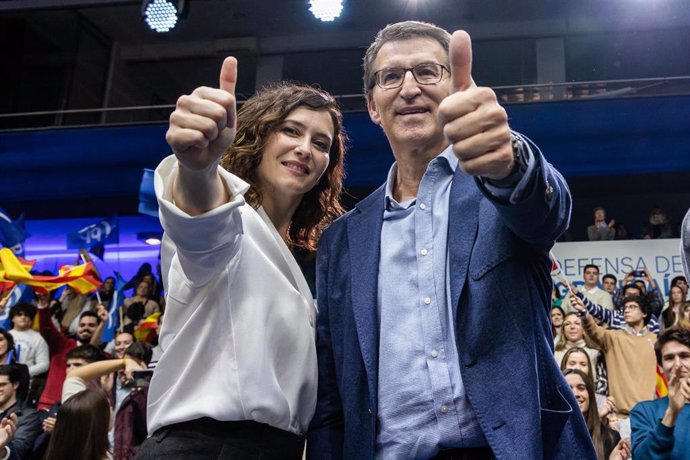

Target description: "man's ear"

left=366, top=93, right=381, bottom=126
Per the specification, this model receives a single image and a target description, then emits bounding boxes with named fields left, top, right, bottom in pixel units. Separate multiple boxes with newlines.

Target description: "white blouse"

left=146, top=156, right=317, bottom=436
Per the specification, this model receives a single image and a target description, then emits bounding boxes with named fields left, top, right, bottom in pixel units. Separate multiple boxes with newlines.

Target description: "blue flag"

left=138, top=169, right=158, bottom=218
left=99, top=272, right=126, bottom=344
left=66, top=216, right=119, bottom=250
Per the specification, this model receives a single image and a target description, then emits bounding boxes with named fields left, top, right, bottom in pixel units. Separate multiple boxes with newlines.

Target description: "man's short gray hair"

left=362, top=21, right=451, bottom=96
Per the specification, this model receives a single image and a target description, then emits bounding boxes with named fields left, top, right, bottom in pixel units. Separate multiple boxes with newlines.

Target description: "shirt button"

left=431, top=350, right=438, bottom=358
left=420, top=248, right=428, bottom=256
left=440, top=405, right=448, bottom=414
left=424, top=297, right=431, bottom=305
left=419, top=203, right=427, bottom=210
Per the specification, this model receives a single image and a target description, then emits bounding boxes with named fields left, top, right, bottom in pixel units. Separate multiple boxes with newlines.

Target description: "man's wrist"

left=484, top=133, right=528, bottom=188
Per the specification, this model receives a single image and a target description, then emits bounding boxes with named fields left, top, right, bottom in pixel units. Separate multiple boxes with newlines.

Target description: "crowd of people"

left=551, top=264, right=690, bottom=459
left=0, top=266, right=163, bottom=459
left=1, top=18, right=689, bottom=460
left=586, top=206, right=681, bottom=241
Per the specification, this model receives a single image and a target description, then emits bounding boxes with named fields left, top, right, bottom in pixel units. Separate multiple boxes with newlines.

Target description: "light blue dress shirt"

left=376, top=141, right=536, bottom=459
left=376, top=147, right=486, bottom=459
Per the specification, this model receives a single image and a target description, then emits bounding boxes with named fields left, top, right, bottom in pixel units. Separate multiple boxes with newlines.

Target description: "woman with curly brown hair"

left=136, top=57, right=346, bottom=460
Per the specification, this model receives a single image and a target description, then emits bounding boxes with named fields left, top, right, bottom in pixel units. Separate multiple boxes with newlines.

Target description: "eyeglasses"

left=623, top=304, right=640, bottom=311
left=373, top=63, right=449, bottom=90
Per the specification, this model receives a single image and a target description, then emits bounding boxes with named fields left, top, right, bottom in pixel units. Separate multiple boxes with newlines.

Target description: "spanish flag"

left=655, top=363, right=669, bottom=398
left=0, top=248, right=101, bottom=294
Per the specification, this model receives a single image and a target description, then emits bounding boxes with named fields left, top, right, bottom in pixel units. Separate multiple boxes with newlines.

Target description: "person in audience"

left=122, top=263, right=155, bottom=295
left=0, top=329, right=18, bottom=365
left=122, top=281, right=160, bottom=331
left=563, top=369, right=630, bottom=460
left=588, top=207, right=616, bottom=241
left=670, top=276, right=688, bottom=296
left=91, top=276, right=116, bottom=310
left=554, top=312, right=602, bottom=383
left=575, top=294, right=658, bottom=417
left=551, top=305, right=565, bottom=339
left=56, top=286, right=91, bottom=336
left=662, top=285, right=688, bottom=329
left=36, top=309, right=102, bottom=410
left=602, top=274, right=618, bottom=296
left=574, top=287, right=661, bottom=334
left=7, top=303, right=49, bottom=406
left=138, top=57, right=346, bottom=459
left=564, top=264, right=613, bottom=312
left=0, top=365, right=41, bottom=459
left=560, top=347, right=613, bottom=417
left=61, top=342, right=150, bottom=460
left=642, top=208, right=678, bottom=239
left=614, top=272, right=664, bottom=316
left=630, top=326, right=690, bottom=459
left=45, top=388, right=112, bottom=460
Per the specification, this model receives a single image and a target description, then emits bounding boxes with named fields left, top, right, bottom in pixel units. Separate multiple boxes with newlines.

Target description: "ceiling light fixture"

left=308, top=0, right=344, bottom=22
left=142, top=0, right=187, bottom=33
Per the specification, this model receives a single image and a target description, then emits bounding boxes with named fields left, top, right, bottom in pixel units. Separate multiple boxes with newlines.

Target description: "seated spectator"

left=555, top=312, right=603, bottom=385
left=630, top=327, right=690, bottom=459
left=0, top=329, right=18, bottom=365
left=45, top=388, right=111, bottom=460
left=602, top=274, right=617, bottom=296
left=642, top=208, right=678, bottom=239
left=551, top=305, right=565, bottom=340
left=588, top=207, right=616, bottom=241
left=122, top=281, right=160, bottom=331
left=564, top=264, right=613, bottom=312
left=560, top=347, right=614, bottom=418
left=7, top=304, right=49, bottom=377
left=662, top=285, right=688, bottom=329
left=563, top=369, right=630, bottom=460
left=670, top=276, right=688, bottom=296
left=575, top=294, right=658, bottom=417
left=0, top=364, right=41, bottom=459
left=614, top=271, right=664, bottom=316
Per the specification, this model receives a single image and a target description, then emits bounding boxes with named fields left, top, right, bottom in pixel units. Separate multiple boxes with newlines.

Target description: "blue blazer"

left=307, top=145, right=597, bottom=460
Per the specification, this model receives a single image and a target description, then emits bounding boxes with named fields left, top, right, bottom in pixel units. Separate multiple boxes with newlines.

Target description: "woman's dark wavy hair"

left=220, top=82, right=346, bottom=252
left=45, top=388, right=111, bottom=460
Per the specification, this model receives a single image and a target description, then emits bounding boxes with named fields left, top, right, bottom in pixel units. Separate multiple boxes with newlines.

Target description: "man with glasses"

left=574, top=294, right=658, bottom=418
left=309, top=21, right=594, bottom=459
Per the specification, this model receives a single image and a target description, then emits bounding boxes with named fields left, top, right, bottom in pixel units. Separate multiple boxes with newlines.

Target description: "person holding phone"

left=136, top=57, right=346, bottom=460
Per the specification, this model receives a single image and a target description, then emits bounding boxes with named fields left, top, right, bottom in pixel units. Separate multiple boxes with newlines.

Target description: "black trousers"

left=135, top=418, right=305, bottom=460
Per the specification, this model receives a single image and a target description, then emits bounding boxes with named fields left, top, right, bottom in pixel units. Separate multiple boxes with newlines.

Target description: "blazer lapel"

left=448, top=172, right=480, bottom=319
left=347, top=186, right=385, bottom=400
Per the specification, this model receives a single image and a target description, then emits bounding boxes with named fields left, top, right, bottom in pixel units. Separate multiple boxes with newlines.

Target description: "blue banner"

left=66, top=216, right=119, bottom=249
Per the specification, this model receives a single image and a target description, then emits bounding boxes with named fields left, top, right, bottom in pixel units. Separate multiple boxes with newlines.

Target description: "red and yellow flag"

left=0, top=248, right=102, bottom=294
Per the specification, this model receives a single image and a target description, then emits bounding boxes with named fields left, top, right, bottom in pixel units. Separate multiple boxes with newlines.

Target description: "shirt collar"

left=383, top=146, right=457, bottom=210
